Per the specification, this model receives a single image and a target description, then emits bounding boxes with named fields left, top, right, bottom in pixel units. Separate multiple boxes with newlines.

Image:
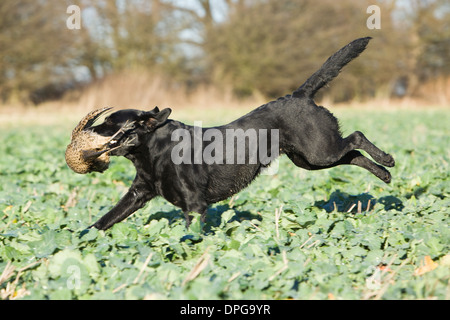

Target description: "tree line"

left=0, top=0, right=448, bottom=105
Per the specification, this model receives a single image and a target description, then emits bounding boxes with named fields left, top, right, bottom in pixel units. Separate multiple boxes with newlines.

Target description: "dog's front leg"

left=184, top=208, right=207, bottom=228
left=91, top=184, right=154, bottom=230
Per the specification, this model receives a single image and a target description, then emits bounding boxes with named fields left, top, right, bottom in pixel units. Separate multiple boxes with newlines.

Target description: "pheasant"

left=65, top=107, right=135, bottom=174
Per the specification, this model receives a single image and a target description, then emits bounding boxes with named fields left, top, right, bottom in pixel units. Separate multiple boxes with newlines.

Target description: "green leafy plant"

left=0, top=109, right=449, bottom=299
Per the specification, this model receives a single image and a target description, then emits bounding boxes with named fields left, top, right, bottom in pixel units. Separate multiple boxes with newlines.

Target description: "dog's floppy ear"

left=142, top=107, right=171, bottom=130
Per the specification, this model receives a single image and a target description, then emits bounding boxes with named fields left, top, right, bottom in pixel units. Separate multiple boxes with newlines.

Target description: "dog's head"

left=92, top=106, right=172, bottom=155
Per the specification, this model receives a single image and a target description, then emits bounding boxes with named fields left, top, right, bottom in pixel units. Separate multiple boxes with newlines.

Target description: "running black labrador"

left=90, top=37, right=394, bottom=230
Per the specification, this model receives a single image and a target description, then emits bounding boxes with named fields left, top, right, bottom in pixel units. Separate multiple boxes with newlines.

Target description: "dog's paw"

left=380, top=153, right=395, bottom=167
left=383, top=172, right=392, bottom=184
left=91, top=221, right=108, bottom=230
left=378, top=167, right=392, bottom=184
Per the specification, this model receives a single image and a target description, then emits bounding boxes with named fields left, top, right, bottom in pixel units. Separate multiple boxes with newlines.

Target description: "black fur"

left=89, top=37, right=394, bottom=230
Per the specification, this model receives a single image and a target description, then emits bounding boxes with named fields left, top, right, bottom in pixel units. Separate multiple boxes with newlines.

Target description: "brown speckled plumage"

left=65, top=107, right=114, bottom=174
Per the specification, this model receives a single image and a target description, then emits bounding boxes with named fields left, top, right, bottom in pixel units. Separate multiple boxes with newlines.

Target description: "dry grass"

left=1, top=71, right=448, bottom=128
left=66, top=71, right=263, bottom=123
left=417, top=76, right=450, bottom=106
left=0, top=260, right=43, bottom=300
left=0, top=72, right=262, bottom=128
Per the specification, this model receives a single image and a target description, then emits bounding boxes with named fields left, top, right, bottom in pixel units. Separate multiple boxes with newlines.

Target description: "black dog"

left=90, top=37, right=394, bottom=230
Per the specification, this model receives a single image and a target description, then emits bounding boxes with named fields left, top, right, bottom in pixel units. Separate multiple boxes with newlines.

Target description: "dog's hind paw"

left=382, top=171, right=392, bottom=184
left=377, top=166, right=392, bottom=184
left=380, top=153, right=395, bottom=167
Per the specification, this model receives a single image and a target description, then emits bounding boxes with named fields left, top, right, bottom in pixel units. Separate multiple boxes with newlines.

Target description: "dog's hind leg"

left=341, top=131, right=395, bottom=167
left=287, top=149, right=392, bottom=183
left=291, top=130, right=394, bottom=169
left=336, top=150, right=392, bottom=183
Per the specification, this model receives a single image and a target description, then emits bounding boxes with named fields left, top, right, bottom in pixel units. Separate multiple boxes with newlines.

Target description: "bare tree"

left=406, top=0, right=450, bottom=98
left=201, top=0, right=409, bottom=101
left=0, top=0, right=447, bottom=105
left=0, top=1, right=78, bottom=104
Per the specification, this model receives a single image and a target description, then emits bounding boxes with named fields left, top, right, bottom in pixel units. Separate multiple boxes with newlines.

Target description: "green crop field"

left=0, top=108, right=449, bottom=300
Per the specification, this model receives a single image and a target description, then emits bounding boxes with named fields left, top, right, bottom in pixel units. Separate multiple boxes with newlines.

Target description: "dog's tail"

left=293, top=37, right=371, bottom=99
